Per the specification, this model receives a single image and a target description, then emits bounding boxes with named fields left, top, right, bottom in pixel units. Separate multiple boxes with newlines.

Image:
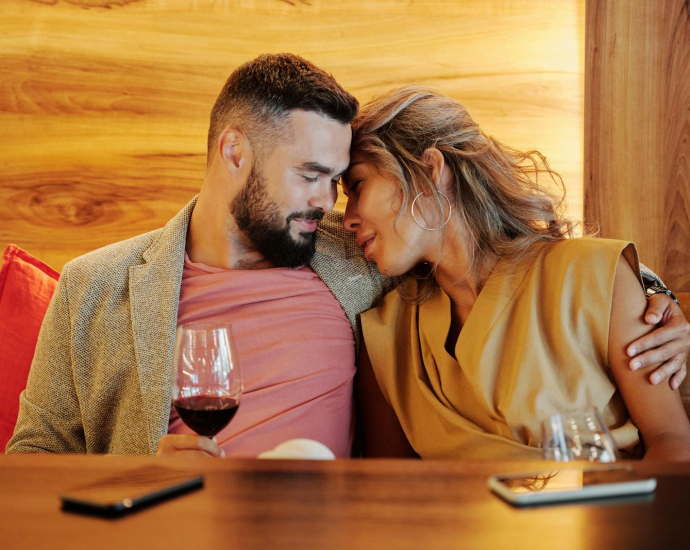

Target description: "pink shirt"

left=168, top=254, right=356, bottom=458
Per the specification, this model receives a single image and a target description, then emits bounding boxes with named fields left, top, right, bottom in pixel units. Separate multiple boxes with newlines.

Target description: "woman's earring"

left=411, top=192, right=452, bottom=231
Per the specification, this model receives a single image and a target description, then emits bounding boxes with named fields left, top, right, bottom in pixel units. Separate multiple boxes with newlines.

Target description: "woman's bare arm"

left=356, top=340, right=418, bottom=458
left=609, top=255, right=690, bottom=461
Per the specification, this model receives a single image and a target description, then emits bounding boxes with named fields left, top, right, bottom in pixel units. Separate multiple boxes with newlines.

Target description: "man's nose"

left=308, top=180, right=337, bottom=213
left=343, top=196, right=360, bottom=233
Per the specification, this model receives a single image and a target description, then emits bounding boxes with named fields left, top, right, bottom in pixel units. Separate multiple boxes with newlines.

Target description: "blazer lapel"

left=128, top=197, right=196, bottom=453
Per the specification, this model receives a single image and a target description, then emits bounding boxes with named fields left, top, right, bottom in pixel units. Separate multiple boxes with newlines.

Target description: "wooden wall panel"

left=0, top=0, right=584, bottom=271
left=585, top=0, right=690, bottom=289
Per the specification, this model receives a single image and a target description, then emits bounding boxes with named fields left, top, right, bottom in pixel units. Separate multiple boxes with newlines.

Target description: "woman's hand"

left=627, top=294, right=690, bottom=389
left=155, top=434, right=226, bottom=458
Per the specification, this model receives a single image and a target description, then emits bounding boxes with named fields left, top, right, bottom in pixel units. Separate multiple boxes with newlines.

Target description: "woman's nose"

left=342, top=197, right=360, bottom=232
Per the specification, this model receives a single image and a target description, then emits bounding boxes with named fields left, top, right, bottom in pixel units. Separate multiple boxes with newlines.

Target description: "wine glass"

left=541, top=408, right=619, bottom=463
left=171, top=322, right=243, bottom=438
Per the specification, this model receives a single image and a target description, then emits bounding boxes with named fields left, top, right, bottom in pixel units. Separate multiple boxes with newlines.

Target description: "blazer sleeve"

left=5, top=263, right=86, bottom=453
left=638, top=262, right=665, bottom=289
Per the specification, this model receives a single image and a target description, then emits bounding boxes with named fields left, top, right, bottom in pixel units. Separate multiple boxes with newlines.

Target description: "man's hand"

left=627, top=293, right=690, bottom=389
left=155, top=434, right=226, bottom=459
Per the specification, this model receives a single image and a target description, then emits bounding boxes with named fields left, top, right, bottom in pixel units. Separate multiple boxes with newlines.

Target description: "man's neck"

left=186, top=189, right=273, bottom=271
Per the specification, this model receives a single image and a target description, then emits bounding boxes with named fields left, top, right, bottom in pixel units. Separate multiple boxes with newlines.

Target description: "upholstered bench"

left=0, top=245, right=59, bottom=450
left=2, top=245, right=689, bottom=451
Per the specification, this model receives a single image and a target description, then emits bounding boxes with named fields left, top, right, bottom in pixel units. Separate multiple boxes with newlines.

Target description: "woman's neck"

left=430, top=226, right=498, bottom=326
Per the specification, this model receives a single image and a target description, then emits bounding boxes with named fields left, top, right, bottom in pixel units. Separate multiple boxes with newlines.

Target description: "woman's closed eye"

left=348, top=178, right=363, bottom=194
left=341, top=176, right=363, bottom=197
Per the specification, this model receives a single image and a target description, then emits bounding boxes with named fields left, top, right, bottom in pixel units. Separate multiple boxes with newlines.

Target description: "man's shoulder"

left=314, top=210, right=386, bottom=283
left=58, top=229, right=171, bottom=305
left=317, top=211, right=357, bottom=252
left=311, top=210, right=398, bottom=342
left=62, top=197, right=196, bottom=283
left=64, top=228, right=163, bottom=276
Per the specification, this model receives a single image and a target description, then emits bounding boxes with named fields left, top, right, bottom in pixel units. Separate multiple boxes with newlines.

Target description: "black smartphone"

left=60, top=465, right=204, bottom=517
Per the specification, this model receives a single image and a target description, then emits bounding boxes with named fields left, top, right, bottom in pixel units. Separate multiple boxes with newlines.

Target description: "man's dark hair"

left=207, top=53, right=358, bottom=163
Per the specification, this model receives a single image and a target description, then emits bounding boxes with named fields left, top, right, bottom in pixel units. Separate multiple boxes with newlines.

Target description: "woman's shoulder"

left=546, top=236, right=632, bottom=254
left=525, top=238, right=642, bottom=317
left=362, top=278, right=418, bottom=326
left=540, top=237, right=636, bottom=271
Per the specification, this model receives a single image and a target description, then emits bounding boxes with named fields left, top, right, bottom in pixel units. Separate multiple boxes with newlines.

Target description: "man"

left=6, top=54, right=688, bottom=458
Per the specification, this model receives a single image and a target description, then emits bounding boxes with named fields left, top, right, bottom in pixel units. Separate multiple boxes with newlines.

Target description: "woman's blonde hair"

left=351, top=86, right=575, bottom=300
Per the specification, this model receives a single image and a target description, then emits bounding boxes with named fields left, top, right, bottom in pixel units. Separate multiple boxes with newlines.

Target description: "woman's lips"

left=357, top=235, right=375, bottom=260
left=363, top=239, right=374, bottom=260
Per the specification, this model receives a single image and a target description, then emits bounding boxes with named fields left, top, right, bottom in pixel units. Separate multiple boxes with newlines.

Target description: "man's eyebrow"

left=299, top=162, right=337, bottom=175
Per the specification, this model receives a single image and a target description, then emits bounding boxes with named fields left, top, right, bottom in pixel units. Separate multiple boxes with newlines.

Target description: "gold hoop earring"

left=411, top=192, right=452, bottom=231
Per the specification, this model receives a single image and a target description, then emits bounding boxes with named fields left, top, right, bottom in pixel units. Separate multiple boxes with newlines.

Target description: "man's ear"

left=421, top=147, right=450, bottom=193
left=219, top=129, right=250, bottom=172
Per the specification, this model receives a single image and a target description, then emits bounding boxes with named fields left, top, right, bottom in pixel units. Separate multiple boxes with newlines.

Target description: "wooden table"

left=1, top=454, right=688, bottom=550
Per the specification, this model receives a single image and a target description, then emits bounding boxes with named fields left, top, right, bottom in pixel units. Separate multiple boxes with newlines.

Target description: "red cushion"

left=0, top=245, right=59, bottom=451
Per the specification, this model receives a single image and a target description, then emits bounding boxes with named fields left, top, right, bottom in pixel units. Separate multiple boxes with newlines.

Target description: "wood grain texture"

left=585, top=0, right=690, bottom=289
left=2, top=454, right=690, bottom=549
left=0, top=0, right=584, bottom=271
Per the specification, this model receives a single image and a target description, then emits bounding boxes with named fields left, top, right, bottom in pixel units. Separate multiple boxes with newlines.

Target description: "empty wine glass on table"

left=541, top=408, right=619, bottom=463
left=171, top=323, right=243, bottom=438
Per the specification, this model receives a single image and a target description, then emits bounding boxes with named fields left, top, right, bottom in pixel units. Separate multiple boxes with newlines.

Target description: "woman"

left=342, top=86, right=690, bottom=460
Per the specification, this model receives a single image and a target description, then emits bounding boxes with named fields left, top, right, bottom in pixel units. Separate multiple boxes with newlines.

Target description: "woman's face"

left=342, top=155, right=435, bottom=277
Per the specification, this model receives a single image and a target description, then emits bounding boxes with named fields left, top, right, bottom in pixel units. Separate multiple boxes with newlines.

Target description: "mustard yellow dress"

left=361, top=238, right=644, bottom=459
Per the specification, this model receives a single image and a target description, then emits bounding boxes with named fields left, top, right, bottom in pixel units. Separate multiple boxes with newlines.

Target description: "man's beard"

left=231, top=164, right=324, bottom=268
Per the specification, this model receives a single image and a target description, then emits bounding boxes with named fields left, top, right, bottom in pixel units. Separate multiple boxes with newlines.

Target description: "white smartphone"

left=488, top=465, right=656, bottom=506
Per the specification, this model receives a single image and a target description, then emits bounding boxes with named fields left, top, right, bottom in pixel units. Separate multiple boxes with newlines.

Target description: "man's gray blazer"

left=6, top=197, right=390, bottom=455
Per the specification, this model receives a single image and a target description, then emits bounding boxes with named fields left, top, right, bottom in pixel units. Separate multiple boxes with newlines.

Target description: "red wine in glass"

left=172, top=395, right=240, bottom=437
left=172, top=322, right=243, bottom=440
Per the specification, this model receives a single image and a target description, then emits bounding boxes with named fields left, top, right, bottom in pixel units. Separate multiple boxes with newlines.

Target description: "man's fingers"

left=626, top=295, right=689, bottom=385
left=629, top=343, right=678, bottom=372
left=671, top=365, right=687, bottom=391
left=627, top=323, right=683, bottom=357
left=191, top=436, right=224, bottom=457
left=156, top=434, right=225, bottom=458
left=646, top=356, right=685, bottom=385
left=172, top=435, right=224, bottom=457
left=170, top=450, right=216, bottom=459
left=644, top=293, right=671, bottom=325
